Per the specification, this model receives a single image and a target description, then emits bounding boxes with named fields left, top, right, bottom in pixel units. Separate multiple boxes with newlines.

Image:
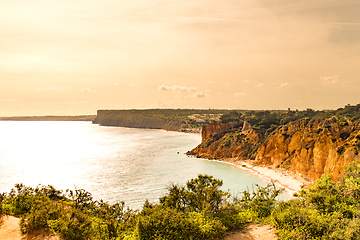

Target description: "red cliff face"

left=255, top=118, right=360, bottom=181
left=189, top=118, right=360, bottom=182
left=201, top=122, right=243, bottom=140
left=188, top=121, right=262, bottom=160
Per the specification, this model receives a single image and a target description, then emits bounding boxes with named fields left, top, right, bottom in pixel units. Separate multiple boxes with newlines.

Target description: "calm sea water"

left=0, top=121, right=271, bottom=209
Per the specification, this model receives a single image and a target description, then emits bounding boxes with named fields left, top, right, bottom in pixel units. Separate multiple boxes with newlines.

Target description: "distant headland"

left=0, top=115, right=96, bottom=121
left=92, top=109, right=230, bottom=133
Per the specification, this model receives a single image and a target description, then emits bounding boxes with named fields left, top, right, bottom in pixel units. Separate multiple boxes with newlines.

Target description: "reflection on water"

left=0, top=121, right=271, bottom=209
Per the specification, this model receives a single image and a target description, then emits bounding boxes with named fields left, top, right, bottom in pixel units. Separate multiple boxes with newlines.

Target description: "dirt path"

left=0, top=216, right=63, bottom=240
left=224, top=224, right=278, bottom=240
left=0, top=216, right=22, bottom=240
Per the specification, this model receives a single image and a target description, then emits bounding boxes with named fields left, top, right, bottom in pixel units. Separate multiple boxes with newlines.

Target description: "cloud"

left=183, top=92, right=210, bottom=98
left=207, top=81, right=214, bottom=84
left=193, top=92, right=209, bottom=98
left=276, top=82, right=290, bottom=89
left=234, top=92, right=247, bottom=96
left=255, top=83, right=264, bottom=88
left=320, top=75, right=339, bottom=84
left=113, top=83, right=120, bottom=86
left=79, top=87, right=97, bottom=93
left=0, top=98, right=17, bottom=102
left=36, top=86, right=66, bottom=92
left=158, top=85, right=198, bottom=92
left=158, top=85, right=210, bottom=98
left=342, top=81, right=352, bottom=85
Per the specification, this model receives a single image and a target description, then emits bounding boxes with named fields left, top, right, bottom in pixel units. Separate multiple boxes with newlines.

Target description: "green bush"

left=4, top=165, right=360, bottom=240
left=271, top=162, right=360, bottom=239
left=236, top=183, right=283, bottom=219
left=187, top=211, right=227, bottom=239
left=160, top=174, right=230, bottom=214
left=133, top=205, right=194, bottom=240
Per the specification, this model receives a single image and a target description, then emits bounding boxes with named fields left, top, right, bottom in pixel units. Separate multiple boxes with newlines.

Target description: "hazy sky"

left=1, top=0, right=360, bottom=116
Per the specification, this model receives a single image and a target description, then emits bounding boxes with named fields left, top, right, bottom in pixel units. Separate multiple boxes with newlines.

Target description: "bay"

left=0, top=121, right=271, bottom=209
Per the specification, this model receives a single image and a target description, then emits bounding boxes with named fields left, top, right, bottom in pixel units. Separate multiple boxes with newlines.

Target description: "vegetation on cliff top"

left=189, top=103, right=360, bottom=162
left=220, top=103, right=360, bottom=130
left=94, top=104, right=360, bottom=133
left=2, top=162, right=360, bottom=239
left=96, top=109, right=229, bottom=128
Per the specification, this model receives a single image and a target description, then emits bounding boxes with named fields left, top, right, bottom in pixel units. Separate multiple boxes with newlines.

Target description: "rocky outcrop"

left=255, top=117, right=360, bottom=181
left=188, top=121, right=263, bottom=160
left=93, top=110, right=184, bottom=131
left=201, top=121, right=243, bottom=139
left=189, top=118, right=360, bottom=182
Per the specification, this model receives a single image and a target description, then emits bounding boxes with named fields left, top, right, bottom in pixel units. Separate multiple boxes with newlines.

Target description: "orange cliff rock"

left=189, top=118, right=360, bottom=182
left=188, top=121, right=262, bottom=160
left=255, top=118, right=360, bottom=181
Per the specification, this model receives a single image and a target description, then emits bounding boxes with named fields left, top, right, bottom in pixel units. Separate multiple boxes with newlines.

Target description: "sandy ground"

left=231, top=160, right=310, bottom=196
left=0, top=216, right=63, bottom=240
left=225, top=224, right=277, bottom=240
left=0, top=216, right=22, bottom=240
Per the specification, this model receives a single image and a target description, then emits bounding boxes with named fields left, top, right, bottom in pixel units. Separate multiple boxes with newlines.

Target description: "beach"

left=225, top=159, right=311, bottom=197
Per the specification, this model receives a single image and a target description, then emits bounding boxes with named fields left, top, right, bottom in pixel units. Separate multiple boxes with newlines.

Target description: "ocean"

left=0, top=121, right=271, bottom=209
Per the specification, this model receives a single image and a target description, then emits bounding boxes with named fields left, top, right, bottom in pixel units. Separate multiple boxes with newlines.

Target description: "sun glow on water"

left=0, top=121, right=270, bottom=209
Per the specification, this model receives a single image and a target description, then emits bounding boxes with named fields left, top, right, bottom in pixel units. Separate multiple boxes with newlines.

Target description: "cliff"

left=255, top=117, right=360, bottom=181
left=188, top=121, right=262, bottom=160
left=188, top=117, right=360, bottom=182
left=93, top=110, right=184, bottom=131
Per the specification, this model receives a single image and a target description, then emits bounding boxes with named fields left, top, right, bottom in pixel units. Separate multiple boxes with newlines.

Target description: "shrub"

left=133, top=205, right=193, bottom=240
left=272, top=162, right=360, bottom=239
left=236, top=183, right=283, bottom=219
left=160, top=174, right=230, bottom=214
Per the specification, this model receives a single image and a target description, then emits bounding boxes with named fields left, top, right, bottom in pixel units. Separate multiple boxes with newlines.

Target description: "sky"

left=1, top=0, right=360, bottom=116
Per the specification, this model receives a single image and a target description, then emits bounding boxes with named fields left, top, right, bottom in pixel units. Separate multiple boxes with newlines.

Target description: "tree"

left=160, top=174, right=230, bottom=214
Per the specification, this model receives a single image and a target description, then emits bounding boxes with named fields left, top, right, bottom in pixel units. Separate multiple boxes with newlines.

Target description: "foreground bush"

left=0, top=184, right=135, bottom=239
left=1, top=174, right=278, bottom=239
left=130, top=175, right=244, bottom=239
left=6, top=164, right=360, bottom=240
left=272, top=162, right=360, bottom=239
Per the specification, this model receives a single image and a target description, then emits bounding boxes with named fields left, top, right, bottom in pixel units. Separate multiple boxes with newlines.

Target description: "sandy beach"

left=226, top=159, right=311, bottom=197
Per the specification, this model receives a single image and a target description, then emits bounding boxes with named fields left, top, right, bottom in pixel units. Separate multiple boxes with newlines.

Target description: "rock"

left=189, top=118, right=360, bottom=182
left=255, top=118, right=360, bottom=181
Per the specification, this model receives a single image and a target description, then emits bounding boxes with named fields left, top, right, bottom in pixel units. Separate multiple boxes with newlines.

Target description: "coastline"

left=3, top=119, right=304, bottom=198
left=155, top=127, right=309, bottom=197
left=128, top=125, right=307, bottom=197
left=236, top=160, right=310, bottom=196
left=203, top=158, right=310, bottom=197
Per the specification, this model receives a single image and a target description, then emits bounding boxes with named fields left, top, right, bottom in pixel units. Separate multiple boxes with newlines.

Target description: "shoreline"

left=105, top=124, right=306, bottom=197
left=1, top=120, right=305, bottom=197
left=203, top=158, right=310, bottom=197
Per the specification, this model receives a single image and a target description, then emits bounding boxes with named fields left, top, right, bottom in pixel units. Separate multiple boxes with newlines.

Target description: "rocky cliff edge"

left=188, top=117, right=360, bottom=182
